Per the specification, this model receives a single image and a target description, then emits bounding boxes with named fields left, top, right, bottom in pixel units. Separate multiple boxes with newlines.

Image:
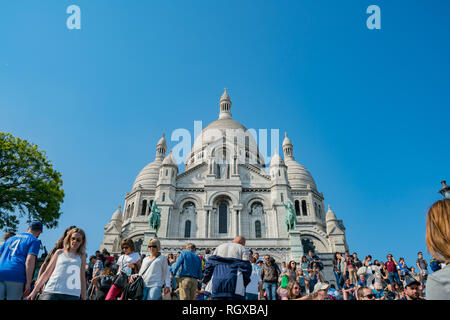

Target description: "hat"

left=147, top=238, right=161, bottom=251
left=403, top=277, right=420, bottom=288
left=256, top=259, right=264, bottom=264
left=313, top=282, right=330, bottom=294
left=29, top=221, right=43, bottom=231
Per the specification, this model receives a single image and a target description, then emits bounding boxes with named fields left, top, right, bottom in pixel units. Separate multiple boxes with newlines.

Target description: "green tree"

left=0, top=132, right=64, bottom=232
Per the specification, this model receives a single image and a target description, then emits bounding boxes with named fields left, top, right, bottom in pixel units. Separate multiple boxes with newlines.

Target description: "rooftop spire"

left=156, top=132, right=167, bottom=160
left=219, top=88, right=232, bottom=120
left=283, top=132, right=294, bottom=159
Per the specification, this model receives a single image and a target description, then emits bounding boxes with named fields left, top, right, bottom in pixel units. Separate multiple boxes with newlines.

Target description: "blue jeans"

left=263, top=282, right=277, bottom=300
left=388, top=272, right=400, bottom=285
left=334, top=271, right=343, bottom=289
left=0, top=281, right=24, bottom=300
left=245, top=293, right=258, bottom=300
left=144, top=286, right=162, bottom=300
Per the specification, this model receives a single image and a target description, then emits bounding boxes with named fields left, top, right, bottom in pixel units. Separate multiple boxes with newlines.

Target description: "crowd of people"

left=0, top=199, right=449, bottom=301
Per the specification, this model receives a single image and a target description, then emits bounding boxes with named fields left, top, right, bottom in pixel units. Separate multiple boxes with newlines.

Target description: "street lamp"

left=438, top=180, right=450, bottom=199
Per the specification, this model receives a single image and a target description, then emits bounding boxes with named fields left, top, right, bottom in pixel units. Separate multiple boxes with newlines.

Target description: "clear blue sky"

left=1, top=0, right=449, bottom=268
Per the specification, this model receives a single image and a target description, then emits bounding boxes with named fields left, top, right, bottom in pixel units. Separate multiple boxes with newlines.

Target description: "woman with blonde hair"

left=425, top=198, right=450, bottom=300
left=27, top=228, right=87, bottom=300
left=284, top=281, right=311, bottom=300
left=37, top=225, right=77, bottom=279
left=129, top=238, right=170, bottom=300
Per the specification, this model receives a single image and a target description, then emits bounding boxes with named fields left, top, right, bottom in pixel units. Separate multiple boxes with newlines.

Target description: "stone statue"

left=252, top=204, right=263, bottom=215
left=183, top=203, right=196, bottom=215
left=148, top=201, right=161, bottom=235
left=283, top=201, right=296, bottom=232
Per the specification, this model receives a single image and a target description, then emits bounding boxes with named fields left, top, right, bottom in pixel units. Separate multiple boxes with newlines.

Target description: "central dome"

left=191, top=118, right=250, bottom=152
left=186, top=89, right=264, bottom=170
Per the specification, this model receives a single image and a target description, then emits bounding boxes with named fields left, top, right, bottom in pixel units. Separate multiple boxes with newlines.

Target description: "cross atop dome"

left=219, top=87, right=232, bottom=119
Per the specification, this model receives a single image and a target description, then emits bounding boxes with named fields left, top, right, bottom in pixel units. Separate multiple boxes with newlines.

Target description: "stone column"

left=197, top=209, right=206, bottom=238
left=205, top=210, right=209, bottom=238
left=158, top=206, right=171, bottom=238
left=134, top=192, right=142, bottom=219
left=204, top=205, right=212, bottom=238
left=237, top=210, right=241, bottom=235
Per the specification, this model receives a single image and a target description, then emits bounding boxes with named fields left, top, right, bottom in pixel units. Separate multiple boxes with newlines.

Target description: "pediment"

left=239, top=166, right=270, bottom=187
left=176, top=164, right=208, bottom=187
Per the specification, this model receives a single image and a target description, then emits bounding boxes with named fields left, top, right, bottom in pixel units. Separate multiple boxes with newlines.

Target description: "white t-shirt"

left=117, top=252, right=141, bottom=274
left=213, top=243, right=249, bottom=260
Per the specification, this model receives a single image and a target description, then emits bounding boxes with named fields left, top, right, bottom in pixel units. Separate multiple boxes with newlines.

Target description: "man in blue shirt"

left=0, top=221, right=42, bottom=300
left=171, top=243, right=203, bottom=300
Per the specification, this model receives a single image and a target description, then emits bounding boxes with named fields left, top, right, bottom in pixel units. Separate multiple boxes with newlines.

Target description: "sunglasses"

left=148, top=245, right=158, bottom=248
left=71, top=237, right=82, bottom=242
left=363, top=294, right=376, bottom=299
left=122, top=246, right=130, bottom=249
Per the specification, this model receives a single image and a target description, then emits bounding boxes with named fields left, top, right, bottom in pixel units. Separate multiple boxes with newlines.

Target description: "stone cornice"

left=242, top=188, right=270, bottom=193
left=125, top=189, right=155, bottom=200
left=176, top=188, right=205, bottom=193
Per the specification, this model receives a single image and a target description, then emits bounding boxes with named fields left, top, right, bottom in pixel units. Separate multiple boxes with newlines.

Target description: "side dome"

left=269, top=151, right=284, bottom=167
left=111, top=205, right=122, bottom=221
left=162, top=151, right=177, bottom=167
left=132, top=159, right=162, bottom=190
left=284, top=158, right=317, bottom=190
left=326, top=205, right=337, bottom=221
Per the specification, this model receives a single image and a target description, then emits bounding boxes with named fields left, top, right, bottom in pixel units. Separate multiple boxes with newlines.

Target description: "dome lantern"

left=219, top=88, right=232, bottom=120
left=156, top=133, right=167, bottom=159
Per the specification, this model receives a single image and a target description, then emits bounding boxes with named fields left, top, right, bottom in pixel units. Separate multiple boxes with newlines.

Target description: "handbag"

left=113, top=271, right=129, bottom=290
left=123, top=257, right=155, bottom=300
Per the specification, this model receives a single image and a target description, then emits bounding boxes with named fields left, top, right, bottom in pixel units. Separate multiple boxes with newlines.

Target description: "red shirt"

left=385, top=260, right=396, bottom=273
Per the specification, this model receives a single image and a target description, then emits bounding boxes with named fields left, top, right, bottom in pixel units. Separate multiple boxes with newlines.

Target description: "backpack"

left=430, top=259, right=441, bottom=272
left=99, top=275, right=114, bottom=291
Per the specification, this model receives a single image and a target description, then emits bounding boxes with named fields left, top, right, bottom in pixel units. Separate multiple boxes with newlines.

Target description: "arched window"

left=184, top=220, right=191, bottom=238
left=318, top=204, right=322, bottom=218
left=127, top=205, right=131, bottom=219
left=162, top=193, right=166, bottom=202
left=302, top=200, right=307, bottom=216
left=141, top=200, right=147, bottom=215
left=280, top=193, right=284, bottom=203
left=165, top=169, right=168, bottom=176
left=255, top=221, right=262, bottom=238
left=295, top=200, right=301, bottom=216
left=314, top=203, right=319, bottom=217
left=131, top=202, right=135, bottom=217
left=219, top=202, right=228, bottom=234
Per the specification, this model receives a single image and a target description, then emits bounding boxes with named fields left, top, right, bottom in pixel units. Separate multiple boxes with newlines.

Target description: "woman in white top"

left=130, top=238, right=170, bottom=300
left=105, top=238, right=141, bottom=300
left=27, top=228, right=87, bottom=300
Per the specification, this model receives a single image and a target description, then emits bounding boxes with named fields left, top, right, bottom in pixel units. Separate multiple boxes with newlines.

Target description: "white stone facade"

left=101, top=89, right=349, bottom=283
